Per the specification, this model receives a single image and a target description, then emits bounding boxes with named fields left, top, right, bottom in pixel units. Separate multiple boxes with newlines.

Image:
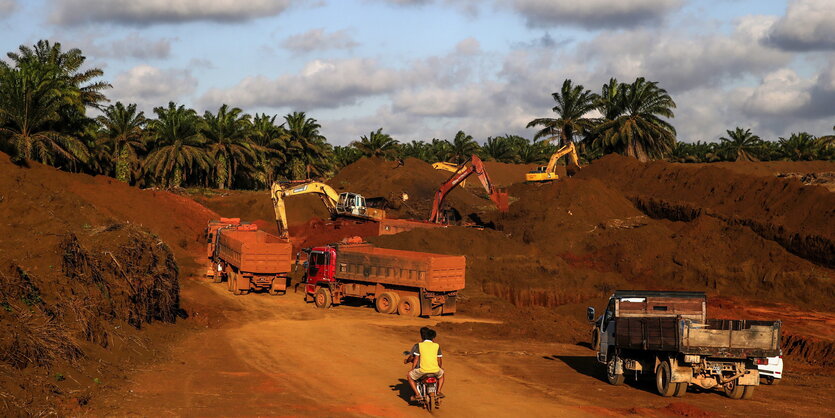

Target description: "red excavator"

left=428, top=154, right=509, bottom=223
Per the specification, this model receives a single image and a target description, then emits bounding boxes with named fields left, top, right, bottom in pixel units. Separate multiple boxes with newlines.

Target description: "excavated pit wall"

left=579, top=155, right=835, bottom=268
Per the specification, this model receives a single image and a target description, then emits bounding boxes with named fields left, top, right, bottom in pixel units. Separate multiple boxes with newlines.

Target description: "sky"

left=1, top=0, right=834, bottom=145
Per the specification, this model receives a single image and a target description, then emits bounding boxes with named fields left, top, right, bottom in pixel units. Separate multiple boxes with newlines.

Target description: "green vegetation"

left=0, top=40, right=832, bottom=190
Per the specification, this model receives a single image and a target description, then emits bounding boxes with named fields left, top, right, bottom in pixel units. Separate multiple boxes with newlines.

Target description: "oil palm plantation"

left=283, top=111, right=332, bottom=179
left=202, top=104, right=257, bottom=189
left=0, top=63, right=89, bottom=166
left=144, top=102, right=210, bottom=187
left=718, top=127, right=762, bottom=161
left=778, top=132, right=819, bottom=161
left=428, top=138, right=453, bottom=162
left=96, top=102, right=147, bottom=183
left=449, top=130, right=480, bottom=163
left=590, top=77, right=677, bottom=161
left=527, top=79, right=598, bottom=146
left=480, top=135, right=515, bottom=162
left=251, top=113, right=289, bottom=185
left=352, top=128, right=398, bottom=158
left=399, top=140, right=433, bottom=161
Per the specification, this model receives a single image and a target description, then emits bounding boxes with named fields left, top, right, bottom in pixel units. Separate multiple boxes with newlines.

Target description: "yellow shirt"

left=412, top=340, right=442, bottom=373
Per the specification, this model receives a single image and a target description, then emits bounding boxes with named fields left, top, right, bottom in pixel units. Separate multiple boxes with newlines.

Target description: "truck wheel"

left=723, top=379, right=745, bottom=399
left=314, top=287, right=332, bottom=309
left=212, top=271, right=222, bottom=283
left=673, top=382, right=687, bottom=397
left=606, top=355, right=625, bottom=386
left=741, top=385, right=755, bottom=400
left=656, top=361, right=677, bottom=397
left=375, top=292, right=398, bottom=314
left=398, top=296, right=421, bottom=317
left=232, top=273, right=242, bottom=296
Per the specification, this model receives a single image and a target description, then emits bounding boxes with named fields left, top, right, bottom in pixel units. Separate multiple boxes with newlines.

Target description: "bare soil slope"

left=0, top=154, right=215, bottom=415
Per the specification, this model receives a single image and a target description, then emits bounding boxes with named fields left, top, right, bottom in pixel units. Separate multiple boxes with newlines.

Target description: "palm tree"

left=527, top=79, right=598, bottom=146
left=719, top=127, right=762, bottom=162
left=516, top=140, right=554, bottom=164
left=597, top=78, right=624, bottom=120
left=0, top=64, right=89, bottom=166
left=352, top=128, right=398, bottom=158
left=480, top=136, right=515, bottom=162
left=334, top=145, right=363, bottom=168
left=817, top=125, right=835, bottom=149
left=251, top=113, right=289, bottom=185
left=398, top=140, right=433, bottom=161
left=202, top=104, right=257, bottom=189
left=428, top=138, right=453, bottom=162
left=96, top=102, right=147, bottom=183
left=449, top=131, right=480, bottom=163
left=283, top=111, right=332, bottom=180
left=778, top=132, right=819, bottom=161
left=144, top=102, right=210, bottom=187
left=591, top=77, right=677, bottom=161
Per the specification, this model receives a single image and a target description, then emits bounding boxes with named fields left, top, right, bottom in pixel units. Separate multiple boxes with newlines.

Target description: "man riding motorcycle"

left=406, top=326, right=445, bottom=401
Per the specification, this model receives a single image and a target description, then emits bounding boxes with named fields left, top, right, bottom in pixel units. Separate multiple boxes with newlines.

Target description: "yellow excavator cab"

left=525, top=142, right=580, bottom=182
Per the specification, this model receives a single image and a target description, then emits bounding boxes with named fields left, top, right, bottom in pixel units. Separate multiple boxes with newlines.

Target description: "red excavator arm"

left=428, top=155, right=509, bottom=223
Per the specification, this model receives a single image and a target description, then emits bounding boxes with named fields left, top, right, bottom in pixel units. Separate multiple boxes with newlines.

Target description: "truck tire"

left=226, top=271, right=234, bottom=292
left=656, top=361, right=677, bottom=397
left=741, top=385, right=755, bottom=400
left=314, top=287, right=332, bottom=309
left=606, top=354, right=625, bottom=386
left=723, top=379, right=745, bottom=399
left=232, top=272, right=242, bottom=296
left=212, top=270, right=222, bottom=283
left=673, top=382, right=687, bottom=397
left=398, top=296, right=421, bottom=317
left=375, top=292, right=398, bottom=314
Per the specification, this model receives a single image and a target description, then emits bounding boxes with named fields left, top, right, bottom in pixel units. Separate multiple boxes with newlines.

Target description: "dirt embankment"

left=330, top=157, right=492, bottom=220
left=579, top=154, right=835, bottom=267
left=190, top=189, right=328, bottom=235
left=0, top=154, right=215, bottom=415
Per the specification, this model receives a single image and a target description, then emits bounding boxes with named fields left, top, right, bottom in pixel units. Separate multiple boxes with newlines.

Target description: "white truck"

left=588, top=290, right=782, bottom=400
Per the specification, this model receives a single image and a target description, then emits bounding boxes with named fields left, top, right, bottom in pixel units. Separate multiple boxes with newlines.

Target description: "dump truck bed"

left=334, top=244, right=465, bottom=292
left=615, top=317, right=781, bottom=358
left=217, top=230, right=293, bottom=274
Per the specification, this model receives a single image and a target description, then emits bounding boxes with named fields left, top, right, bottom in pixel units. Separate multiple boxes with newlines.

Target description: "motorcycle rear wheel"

left=426, top=393, right=434, bottom=411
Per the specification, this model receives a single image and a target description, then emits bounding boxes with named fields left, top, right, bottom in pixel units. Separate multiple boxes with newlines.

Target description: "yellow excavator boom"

left=525, top=142, right=581, bottom=182
left=270, top=181, right=385, bottom=239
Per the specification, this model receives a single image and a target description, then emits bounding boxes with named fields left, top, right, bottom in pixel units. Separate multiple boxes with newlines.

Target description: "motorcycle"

left=403, top=351, right=441, bottom=411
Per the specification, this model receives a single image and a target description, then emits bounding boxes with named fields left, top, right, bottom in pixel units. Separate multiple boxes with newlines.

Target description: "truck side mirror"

left=587, top=307, right=595, bottom=322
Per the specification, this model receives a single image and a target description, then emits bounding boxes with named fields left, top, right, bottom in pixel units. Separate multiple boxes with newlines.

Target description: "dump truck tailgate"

left=335, top=244, right=465, bottom=292
left=217, top=230, right=293, bottom=274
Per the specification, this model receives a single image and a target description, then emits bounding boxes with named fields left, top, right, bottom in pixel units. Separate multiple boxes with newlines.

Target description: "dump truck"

left=587, top=291, right=781, bottom=400
left=206, top=219, right=293, bottom=295
left=299, top=240, right=465, bottom=316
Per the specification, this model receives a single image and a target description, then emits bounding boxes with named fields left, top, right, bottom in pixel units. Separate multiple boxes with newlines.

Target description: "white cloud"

left=579, top=17, right=790, bottom=93
left=741, top=62, right=835, bottom=121
left=455, top=37, right=481, bottom=55
left=50, top=0, right=293, bottom=26
left=0, top=0, right=17, bottom=17
left=281, top=28, right=359, bottom=54
left=507, top=0, right=683, bottom=29
left=69, top=33, right=173, bottom=60
left=767, top=0, right=835, bottom=51
left=109, top=65, right=197, bottom=111
left=199, top=58, right=410, bottom=110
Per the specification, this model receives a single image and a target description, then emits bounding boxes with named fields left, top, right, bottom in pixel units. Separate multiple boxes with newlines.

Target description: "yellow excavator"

left=525, top=142, right=581, bottom=182
left=432, top=162, right=467, bottom=186
left=270, top=182, right=385, bottom=239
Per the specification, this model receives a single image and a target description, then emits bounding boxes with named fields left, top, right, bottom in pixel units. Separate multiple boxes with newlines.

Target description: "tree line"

left=0, top=40, right=832, bottom=190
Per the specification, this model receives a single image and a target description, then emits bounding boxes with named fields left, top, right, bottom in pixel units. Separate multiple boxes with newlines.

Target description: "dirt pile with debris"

left=190, top=189, right=328, bottom=235
left=578, top=154, right=835, bottom=267
left=329, top=157, right=491, bottom=220
left=0, top=154, right=214, bottom=415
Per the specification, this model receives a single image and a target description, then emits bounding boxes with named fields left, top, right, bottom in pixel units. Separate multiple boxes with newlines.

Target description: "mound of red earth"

left=0, top=154, right=216, bottom=415
left=578, top=154, right=835, bottom=267
left=190, top=189, right=329, bottom=235
left=371, top=157, right=834, bottom=366
left=482, top=161, right=541, bottom=187
left=330, top=157, right=493, bottom=220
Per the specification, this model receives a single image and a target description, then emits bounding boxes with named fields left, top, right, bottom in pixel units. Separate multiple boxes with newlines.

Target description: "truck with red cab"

left=300, top=240, right=465, bottom=316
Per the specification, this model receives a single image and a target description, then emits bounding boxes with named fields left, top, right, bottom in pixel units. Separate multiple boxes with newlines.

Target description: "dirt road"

left=91, top=277, right=835, bottom=417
